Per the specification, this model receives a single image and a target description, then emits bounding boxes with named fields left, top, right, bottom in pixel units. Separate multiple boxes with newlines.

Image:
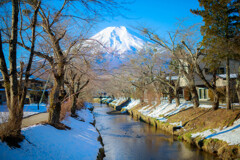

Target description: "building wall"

left=197, top=87, right=209, bottom=101
left=180, top=59, right=240, bottom=88
left=0, top=91, right=6, bottom=104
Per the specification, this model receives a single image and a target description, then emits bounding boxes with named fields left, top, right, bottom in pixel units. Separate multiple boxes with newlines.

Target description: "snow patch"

left=110, top=97, right=126, bottom=106
left=0, top=103, right=47, bottom=123
left=0, top=106, right=101, bottom=159
left=191, top=119, right=240, bottom=145
left=123, top=99, right=140, bottom=110
left=138, top=101, right=192, bottom=118
left=170, top=121, right=182, bottom=127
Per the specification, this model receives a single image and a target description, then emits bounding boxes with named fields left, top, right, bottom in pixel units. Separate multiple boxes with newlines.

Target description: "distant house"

left=0, top=75, right=49, bottom=104
left=179, top=59, right=240, bottom=103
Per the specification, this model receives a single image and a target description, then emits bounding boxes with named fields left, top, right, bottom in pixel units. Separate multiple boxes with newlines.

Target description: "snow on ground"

left=0, top=104, right=101, bottom=160
left=147, top=103, right=169, bottom=118
left=191, top=119, right=240, bottom=145
left=163, top=102, right=192, bottom=117
left=138, top=105, right=149, bottom=113
left=170, top=121, right=182, bottom=127
left=198, top=104, right=212, bottom=109
left=110, top=97, right=126, bottom=106
left=199, top=104, right=225, bottom=109
left=115, top=97, right=240, bottom=146
left=138, top=101, right=192, bottom=120
left=192, top=129, right=216, bottom=139
left=122, top=99, right=140, bottom=110
left=78, top=102, right=94, bottom=123
left=0, top=104, right=47, bottom=123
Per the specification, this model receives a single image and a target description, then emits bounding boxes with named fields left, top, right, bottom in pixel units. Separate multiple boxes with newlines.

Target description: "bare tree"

left=0, top=0, right=40, bottom=142
left=154, top=72, right=181, bottom=106
left=181, top=42, right=222, bottom=110
left=123, top=49, right=157, bottom=103
left=236, top=67, right=240, bottom=103
left=17, top=0, right=127, bottom=126
left=64, top=58, right=90, bottom=117
left=143, top=28, right=200, bottom=108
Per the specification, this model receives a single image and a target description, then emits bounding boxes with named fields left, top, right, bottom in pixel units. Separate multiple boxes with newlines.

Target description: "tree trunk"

left=226, top=57, right=231, bottom=109
left=48, top=77, right=64, bottom=124
left=152, top=83, right=161, bottom=104
left=156, top=92, right=161, bottom=104
left=167, top=93, right=173, bottom=104
left=189, top=85, right=199, bottom=108
left=4, top=0, right=22, bottom=139
left=237, top=87, right=240, bottom=104
left=7, top=98, right=23, bottom=136
left=212, top=90, right=219, bottom=110
left=71, top=91, right=77, bottom=117
left=175, top=97, right=180, bottom=107
left=174, top=88, right=180, bottom=107
left=141, top=89, right=145, bottom=103
left=236, top=67, right=240, bottom=103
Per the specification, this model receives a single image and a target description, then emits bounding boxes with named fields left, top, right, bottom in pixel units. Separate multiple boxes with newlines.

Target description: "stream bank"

left=102, top=98, right=240, bottom=160
left=84, top=103, right=106, bottom=160
left=93, top=104, right=216, bottom=160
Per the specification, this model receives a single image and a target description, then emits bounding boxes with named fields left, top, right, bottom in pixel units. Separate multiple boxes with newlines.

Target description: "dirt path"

left=21, top=113, right=49, bottom=128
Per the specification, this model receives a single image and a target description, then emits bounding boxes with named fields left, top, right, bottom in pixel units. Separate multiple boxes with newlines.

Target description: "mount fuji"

left=89, top=26, right=145, bottom=55
left=78, top=26, right=154, bottom=70
left=83, top=26, right=148, bottom=69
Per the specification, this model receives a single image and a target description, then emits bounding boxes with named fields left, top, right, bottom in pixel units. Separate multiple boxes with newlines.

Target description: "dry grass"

left=132, top=103, right=146, bottom=110
left=76, top=99, right=84, bottom=110
left=60, top=100, right=72, bottom=121
left=60, top=99, right=85, bottom=120
left=0, top=122, right=24, bottom=148
left=167, top=108, right=240, bottom=134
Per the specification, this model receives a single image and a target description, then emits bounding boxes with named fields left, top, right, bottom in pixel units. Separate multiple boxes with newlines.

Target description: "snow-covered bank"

left=122, top=99, right=140, bottom=110
left=110, top=98, right=240, bottom=147
left=110, top=97, right=127, bottom=106
left=192, top=119, right=240, bottom=145
left=0, top=103, right=47, bottom=123
left=0, top=103, right=102, bottom=160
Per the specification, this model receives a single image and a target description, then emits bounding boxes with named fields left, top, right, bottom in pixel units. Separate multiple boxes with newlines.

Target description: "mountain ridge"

left=89, top=26, right=145, bottom=55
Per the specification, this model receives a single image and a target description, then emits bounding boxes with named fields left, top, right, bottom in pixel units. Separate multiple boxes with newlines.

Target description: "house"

left=0, top=75, right=49, bottom=104
left=179, top=59, right=240, bottom=103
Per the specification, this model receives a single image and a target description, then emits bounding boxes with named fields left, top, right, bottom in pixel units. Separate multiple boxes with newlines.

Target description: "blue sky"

left=1, top=0, right=203, bottom=68
left=93, top=0, right=203, bottom=36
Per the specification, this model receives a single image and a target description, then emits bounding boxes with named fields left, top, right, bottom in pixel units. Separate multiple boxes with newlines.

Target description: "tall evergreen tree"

left=191, top=0, right=240, bottom=109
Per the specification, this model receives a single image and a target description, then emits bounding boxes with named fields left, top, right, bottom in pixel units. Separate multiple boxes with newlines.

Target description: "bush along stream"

left=99, top=98, right=240, bottom=160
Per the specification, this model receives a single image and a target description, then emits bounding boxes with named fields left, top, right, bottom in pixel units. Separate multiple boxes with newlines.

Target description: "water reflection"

left=93, top=104, right=218, bottom=160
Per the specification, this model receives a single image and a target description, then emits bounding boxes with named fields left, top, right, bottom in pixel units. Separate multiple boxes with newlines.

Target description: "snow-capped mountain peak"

left=90, top=26, right=145, bottom=54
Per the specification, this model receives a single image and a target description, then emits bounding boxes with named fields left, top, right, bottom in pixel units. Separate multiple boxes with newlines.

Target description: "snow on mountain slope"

left=81, top=26, right=167, bottom=69
left=89, top=26, right=145, bottom=55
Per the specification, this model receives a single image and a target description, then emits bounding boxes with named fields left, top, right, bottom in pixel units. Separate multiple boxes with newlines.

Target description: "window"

left=203, top=89, right=206, bottom=99
left=199, top=89, right=202, bottom=99
left=218, top=67, right=225, bottom=74
left=204, top=68, right=209, bottom=74
left=199, top=88, right=208, bottom=99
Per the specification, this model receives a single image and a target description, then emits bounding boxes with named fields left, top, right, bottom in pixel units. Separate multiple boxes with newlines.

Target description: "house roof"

left=0, top=88, right=49, bottom=92
left=217, top=74, right=238, bottom=79
left=166, top=76, right=179, bottom=80
left=0, top=74, right=47, bottom=82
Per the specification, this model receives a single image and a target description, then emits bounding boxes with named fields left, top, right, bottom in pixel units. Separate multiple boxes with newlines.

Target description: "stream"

left=93, top=104, right=218, bottom=160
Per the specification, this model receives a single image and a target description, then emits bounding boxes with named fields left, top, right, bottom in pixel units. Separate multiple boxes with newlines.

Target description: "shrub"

left=76, top=99, right=84, bottom=110
left=208, top=87, right=225, bottom=103
left=60, top=100, right=72, bottom=121
left=184, top=87, right=191, bottom=101
left=146, top=88, right=155, bottom=105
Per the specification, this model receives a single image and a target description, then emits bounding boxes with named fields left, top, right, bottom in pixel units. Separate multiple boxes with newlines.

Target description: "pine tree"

left=191, top=0, right=240, bottom=109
